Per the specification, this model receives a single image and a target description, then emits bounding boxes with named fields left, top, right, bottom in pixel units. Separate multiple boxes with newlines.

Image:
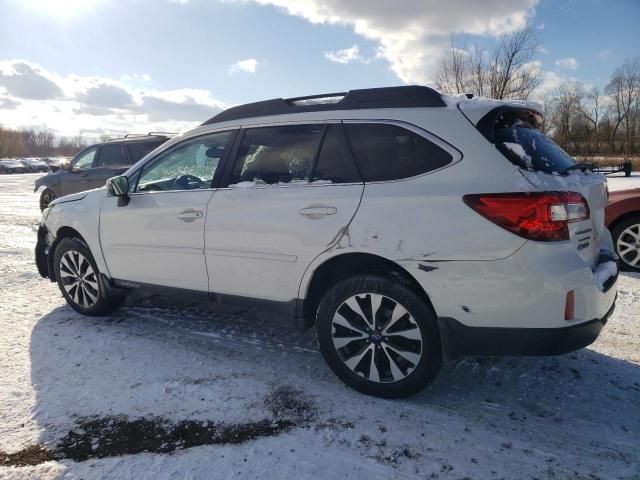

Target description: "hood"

left=34, top=171, right=61, bottom=191
left=50, top=191, right=89, bottom=206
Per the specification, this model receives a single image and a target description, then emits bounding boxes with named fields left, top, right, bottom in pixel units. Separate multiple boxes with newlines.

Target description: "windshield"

left=495, top=123, right=575, bottom=175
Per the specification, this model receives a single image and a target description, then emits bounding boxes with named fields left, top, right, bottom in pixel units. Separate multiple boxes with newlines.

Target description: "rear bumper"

left=440, top=296, right=615, bottom=357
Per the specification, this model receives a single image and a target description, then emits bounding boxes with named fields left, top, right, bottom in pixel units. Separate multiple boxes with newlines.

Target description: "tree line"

left=435, top=27, right=639, bottom=159
left=0, top=127, right=88, bottom=159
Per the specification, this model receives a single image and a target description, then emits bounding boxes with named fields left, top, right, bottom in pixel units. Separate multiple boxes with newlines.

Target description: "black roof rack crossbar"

left=122, top=132, right=177, bottom=138
left=147, top=131, right=178, bottom=136
left=202, top=86, right=446, bottom=125
left=287, top=92, right=347, bottom=103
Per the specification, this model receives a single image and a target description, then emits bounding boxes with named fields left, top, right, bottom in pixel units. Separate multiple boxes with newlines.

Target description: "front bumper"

left=35, top=224, right=51, bottom=279
left=440, top=296, right=616, bottom=357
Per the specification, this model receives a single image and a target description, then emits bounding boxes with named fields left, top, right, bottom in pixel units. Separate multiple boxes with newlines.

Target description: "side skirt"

left=110, top=278, right=306, bottom=326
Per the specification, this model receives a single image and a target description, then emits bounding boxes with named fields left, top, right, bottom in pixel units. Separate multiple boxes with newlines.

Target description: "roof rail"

left=202, top=85, right=446, bottom=125
left=147, top=131, right=178, bottom=137
left=119, top=132, right=177, bottom=139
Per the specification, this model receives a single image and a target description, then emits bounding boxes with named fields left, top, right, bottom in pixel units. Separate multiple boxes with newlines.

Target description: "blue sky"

left=0, top=0, right=638, bottom=136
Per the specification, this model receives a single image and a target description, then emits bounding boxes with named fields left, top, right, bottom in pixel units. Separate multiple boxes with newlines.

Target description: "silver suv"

left=36, top=86, right=618, bottom=397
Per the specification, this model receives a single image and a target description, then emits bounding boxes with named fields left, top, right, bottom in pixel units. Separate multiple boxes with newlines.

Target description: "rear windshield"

left=494, top=122, right=575, bottom=174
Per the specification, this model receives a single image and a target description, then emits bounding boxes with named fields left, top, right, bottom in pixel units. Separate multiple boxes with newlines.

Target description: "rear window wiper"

left=562, top=162, right=593, bottom=174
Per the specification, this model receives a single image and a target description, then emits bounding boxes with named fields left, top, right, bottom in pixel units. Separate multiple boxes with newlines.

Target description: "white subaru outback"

left=36, top=86, right=618, bottom=398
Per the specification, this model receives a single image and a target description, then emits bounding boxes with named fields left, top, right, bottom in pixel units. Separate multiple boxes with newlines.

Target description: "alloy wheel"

left=617, top=223, right=640, bottom=268
left=331, top=293, right=423, bottom=383
left=59, top=250, right=99, bottom=308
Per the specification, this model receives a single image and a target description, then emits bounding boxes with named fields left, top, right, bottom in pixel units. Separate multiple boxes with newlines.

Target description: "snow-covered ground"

left=607, top=171, right=640, bottom=191
left=1, top=173, right=639, bottom=480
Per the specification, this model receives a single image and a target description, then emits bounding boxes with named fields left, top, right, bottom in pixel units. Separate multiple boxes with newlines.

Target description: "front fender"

left=34, top=173, right=59, bottom=193
left=43, top=190, right=109, bottom=277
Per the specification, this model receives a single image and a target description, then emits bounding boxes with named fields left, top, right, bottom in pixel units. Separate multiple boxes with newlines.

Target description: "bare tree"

left=434, top=26, right=542, bottom=100
left=579, top=87, right=602, bottom=154
left=538, top=93, right=556, bottom=135
left=550, top=81, right=583, bottom=152
left=434, top=36, right=469, bottom=95
left=488, top=27, right=542, bottom=100
left=606, top=58, right=640, bottom=155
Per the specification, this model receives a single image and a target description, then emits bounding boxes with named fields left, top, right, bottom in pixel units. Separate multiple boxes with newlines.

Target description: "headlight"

left=41, top=205, right=53, bottom=223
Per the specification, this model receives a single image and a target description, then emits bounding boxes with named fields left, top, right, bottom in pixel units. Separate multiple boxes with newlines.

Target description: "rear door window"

left=345, top=123, right=453, bottom=182
left=230, top=125, right=324, bottom=185
left=128, top=141, right=162, bottom=162
left=312, top=125, right=362, bottom=184
left=96, top=144, right=127, bottom=167
left=494, top=124, right=575, bottom=174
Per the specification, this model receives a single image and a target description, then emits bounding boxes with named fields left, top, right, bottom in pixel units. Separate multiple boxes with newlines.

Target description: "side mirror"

left=106, top=175, right=130, bottom=206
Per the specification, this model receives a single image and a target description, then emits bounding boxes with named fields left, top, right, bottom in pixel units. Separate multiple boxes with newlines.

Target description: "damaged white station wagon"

left=36, top=86, right=618, bottom=397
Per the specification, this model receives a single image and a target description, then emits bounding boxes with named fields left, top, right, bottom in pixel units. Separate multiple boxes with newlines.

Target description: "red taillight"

left=463, top=192, right=590, bottom=242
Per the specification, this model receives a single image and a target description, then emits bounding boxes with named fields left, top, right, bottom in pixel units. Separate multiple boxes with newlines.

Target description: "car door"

left=89, top=143, right=131, bottom=189
left=60, top=146, right=99, bottom=195
left=205, top=123, right=364, bottom=303
left=99, top=130, right=236, bottom=291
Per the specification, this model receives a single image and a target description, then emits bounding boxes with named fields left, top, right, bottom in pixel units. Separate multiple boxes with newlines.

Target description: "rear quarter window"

left=344, top=123, right=453, bottom=182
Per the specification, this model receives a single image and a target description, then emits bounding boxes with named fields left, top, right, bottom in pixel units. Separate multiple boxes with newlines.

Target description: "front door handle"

left=177, top=209, right=204, bottom=222
left=299, top=204, right=337, bottom=219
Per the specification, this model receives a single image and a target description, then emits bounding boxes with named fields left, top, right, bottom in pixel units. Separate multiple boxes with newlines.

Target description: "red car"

left=606, top=187, right=640, bottom=272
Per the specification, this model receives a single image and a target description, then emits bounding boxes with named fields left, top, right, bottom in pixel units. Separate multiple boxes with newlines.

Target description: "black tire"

left=53, top=237, right=125, bottom=315
left=612, top=215, right=640, bottom=272
left=316, top=274, right=442, bottom=398
left=40, top=188, right=56, bottom=211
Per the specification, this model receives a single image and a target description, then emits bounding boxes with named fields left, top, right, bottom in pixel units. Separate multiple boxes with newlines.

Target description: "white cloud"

left=229, top=58, right=259, bottom=74
left=120, top=73, right=152, bottom=82
left=596, top=49, right=611, bottom=60
left=530, top=69, right=572, bottom=100
left=0, top=60, right=63, bottom=100
left=0, top=59, right=227, bottom=137
left=76, top=82, right=135, bottom=108
left=324, top=44, right=363, bottom=64
left=238, top=0, right=539, bottom=83
left=554, top=57, right=578, bottom=70
left=538, top=46, right=549, bottom=54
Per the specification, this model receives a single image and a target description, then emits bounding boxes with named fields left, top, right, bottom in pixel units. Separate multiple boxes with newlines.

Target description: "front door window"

left=136, top=131, right=232, bottom=192
left=73, top=147, right=97, bottom=170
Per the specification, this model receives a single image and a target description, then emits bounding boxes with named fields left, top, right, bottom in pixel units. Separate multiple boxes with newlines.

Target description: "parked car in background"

left=0, top=159, right=28, bottom=174
left=42, top=157, right=71, bottom=171
left=20, top=158, right=50, bottom=173
left=36, top=86, right=618, bottom=398
left=606, top=187, right=640, bottom=272
left=34, top=133, right=173, bottom=210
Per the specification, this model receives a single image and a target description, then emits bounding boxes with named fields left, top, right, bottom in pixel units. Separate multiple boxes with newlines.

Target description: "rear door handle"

left=299, top=204, right=337, bottom=219
left=177, top=209, right=204, bottom=222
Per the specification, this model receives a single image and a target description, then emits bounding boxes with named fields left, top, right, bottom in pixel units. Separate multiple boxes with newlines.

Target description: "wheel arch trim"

left=298, top=249, right=436, bottom=323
